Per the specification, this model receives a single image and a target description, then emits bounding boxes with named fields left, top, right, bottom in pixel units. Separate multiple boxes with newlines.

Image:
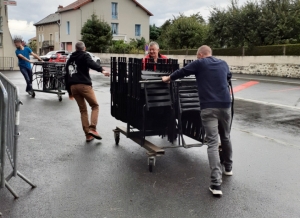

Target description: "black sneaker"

left=209, top=185, right=223, bottom=196
left=224, top=167, right=233, bottom=176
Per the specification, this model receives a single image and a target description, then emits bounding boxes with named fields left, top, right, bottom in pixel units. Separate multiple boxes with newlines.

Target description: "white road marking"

left=235, top=97, right=300, bottom=111
left=233, top=128, right=300, bottom=149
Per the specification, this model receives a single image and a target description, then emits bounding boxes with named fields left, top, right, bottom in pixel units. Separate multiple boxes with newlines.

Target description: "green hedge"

left=160, top=44, right=300, bottom=56
left=245, top=45, right=284, bottom=56
left=285, top=44, right=300, bottom=55
left=213, top=48, right=243, bottom=56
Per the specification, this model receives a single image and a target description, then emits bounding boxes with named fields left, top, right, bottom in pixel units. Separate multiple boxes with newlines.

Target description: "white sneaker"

left=224, top=169, right=233, bottom=176
left=209, top=185, right=223, bottom=196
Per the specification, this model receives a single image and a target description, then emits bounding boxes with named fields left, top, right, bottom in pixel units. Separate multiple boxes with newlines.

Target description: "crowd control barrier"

left=0, top=72, right=36, bottom=199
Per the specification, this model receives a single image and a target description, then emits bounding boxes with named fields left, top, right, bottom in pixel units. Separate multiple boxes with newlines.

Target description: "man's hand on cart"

left=162, top=76, right=171, bottom=83
left=102, top=68, right=110, bottom=77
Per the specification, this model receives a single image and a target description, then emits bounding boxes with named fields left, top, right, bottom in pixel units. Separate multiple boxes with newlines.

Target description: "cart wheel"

left=59, top=96, right=62, bottom=102
left=114, top=131, right=120, bottom=145
left=32, top=91, right=35, bottom=98
left=148, top=157, right=155, bottom=172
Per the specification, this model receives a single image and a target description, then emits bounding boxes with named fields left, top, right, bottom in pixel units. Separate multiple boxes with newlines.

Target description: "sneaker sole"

left=88, top=132, right=102, bottom=140
left=209, top=187, right=223, bottom=196
left=224, top=171, right=233, bottom=176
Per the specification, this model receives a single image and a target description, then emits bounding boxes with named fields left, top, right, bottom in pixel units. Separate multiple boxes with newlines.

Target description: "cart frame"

left=31, top=62, right=66, bottom=101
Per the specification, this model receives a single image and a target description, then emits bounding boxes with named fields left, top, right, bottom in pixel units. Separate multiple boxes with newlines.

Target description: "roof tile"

left=34, top=13, right=60, bottom=26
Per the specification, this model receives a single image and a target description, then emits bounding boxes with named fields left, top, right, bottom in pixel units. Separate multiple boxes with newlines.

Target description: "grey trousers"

left=201, top=108, right=233, bottom=186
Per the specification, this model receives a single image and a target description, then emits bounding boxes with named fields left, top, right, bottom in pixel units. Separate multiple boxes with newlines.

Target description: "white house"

left=57, top=0, right=153, bottom=52
left=0, top=1, right=18, bottom=70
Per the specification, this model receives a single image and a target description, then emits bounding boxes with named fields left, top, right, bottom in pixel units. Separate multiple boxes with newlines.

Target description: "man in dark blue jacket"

left=162, top=45, right=233, bottom=196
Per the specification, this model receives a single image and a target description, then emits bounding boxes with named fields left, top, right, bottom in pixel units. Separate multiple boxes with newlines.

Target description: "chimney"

left=58, top=5, right=63, bottom=10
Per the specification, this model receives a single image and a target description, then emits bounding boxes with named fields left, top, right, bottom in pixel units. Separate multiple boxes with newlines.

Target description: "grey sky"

left=7, top=0, right=247, bottom=42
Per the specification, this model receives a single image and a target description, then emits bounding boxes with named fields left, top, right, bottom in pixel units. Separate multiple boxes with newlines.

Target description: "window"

left=0, top=33, right=3, bottom=47
left=66, top=21, right=70, bottom=35
left=135, top=24, right=141, bottom=37
left=112, top=3, right=118, bottom=19
left=0, top=16, right=3, bottom=32
left=111, top=23, right=118, bottom=35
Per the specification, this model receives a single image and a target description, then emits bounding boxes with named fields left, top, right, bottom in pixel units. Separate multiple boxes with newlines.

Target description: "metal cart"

left=111, top=57, right=215, bottom=172
left=31, top=62, right=66, bottom=101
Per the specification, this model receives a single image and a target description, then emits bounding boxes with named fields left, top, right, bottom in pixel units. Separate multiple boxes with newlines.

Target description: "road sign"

left=3, top=1, right=17, bottom=6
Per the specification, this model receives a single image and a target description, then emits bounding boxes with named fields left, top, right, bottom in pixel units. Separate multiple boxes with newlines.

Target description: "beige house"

left=0, top=2, right=18, bottom=70
left=34, top=13, right=60, bottom=55
left=57, top=0, right=153, bottom=52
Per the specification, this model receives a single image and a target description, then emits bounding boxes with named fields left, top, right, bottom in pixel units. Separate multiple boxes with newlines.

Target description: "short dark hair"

left=13, top=36, right=23, bottom=43
left=75, top=41, right=85, bottom=51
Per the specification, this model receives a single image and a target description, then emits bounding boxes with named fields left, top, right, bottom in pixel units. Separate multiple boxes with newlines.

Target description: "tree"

left=132, top=37, right=146, bottom=50
left=150, top=24, right=161, bottom=41
left=81, top=14, right=113, bottom=52
left=207, top=0, right=300, bottom=48
left=111, top=40, right=133, bottom=53
left=28, top=40, right=37, bottom=53
left=164, top=14, right=208, bottom=49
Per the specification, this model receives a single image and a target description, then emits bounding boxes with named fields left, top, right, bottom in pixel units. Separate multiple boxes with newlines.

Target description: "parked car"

left=40, top=50, right=69, bottom=61
left=49, top=53, right=68, bottom=63
left=66, top=52, right=101, bottom=65
left=87, top=52, right=101, bottom=65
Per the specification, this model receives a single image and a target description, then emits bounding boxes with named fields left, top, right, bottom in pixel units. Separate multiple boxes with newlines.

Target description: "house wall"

left=59, top=10, right=80, bottom=52
left=0, top=4, right=18, bottom=69
left=59, top=0, right=150, bottom=52
left=36, top=23, right=60, bottom=55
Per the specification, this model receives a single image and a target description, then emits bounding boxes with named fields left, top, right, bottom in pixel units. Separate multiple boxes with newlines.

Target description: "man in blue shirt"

left=14, top=37, right=43, bottom=94
left=162, top=45, right=233, bottom=197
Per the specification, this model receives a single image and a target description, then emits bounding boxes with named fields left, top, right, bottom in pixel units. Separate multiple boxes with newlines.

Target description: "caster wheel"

left=59, top=96, right=62, bottom=102
left=148, top=157, right=155, bottom=172
left=114, top=131, right=120, bottom=145
left=32, top=91, right=35, bottom=98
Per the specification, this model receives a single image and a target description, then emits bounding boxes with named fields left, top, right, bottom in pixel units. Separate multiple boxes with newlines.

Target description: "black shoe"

left=209, top=185, right=223, bottom=196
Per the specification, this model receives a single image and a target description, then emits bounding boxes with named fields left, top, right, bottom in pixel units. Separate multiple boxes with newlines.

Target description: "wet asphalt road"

left=0, top=71, right=300, bottom=218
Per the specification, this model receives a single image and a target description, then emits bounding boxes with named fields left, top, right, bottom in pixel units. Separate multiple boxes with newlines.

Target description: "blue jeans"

left=20, top=67, right=33, bottom=92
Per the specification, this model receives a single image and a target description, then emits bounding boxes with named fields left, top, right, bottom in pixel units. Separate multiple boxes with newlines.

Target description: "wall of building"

left=0, top=4, right=18, bottom=69
left=58, top=0, right=151, bottom=52
left=36, top=23, right=60, bottom=55
left=94, top=53, right=300, bottom=78
left=59, top=10, right=80, bottom=52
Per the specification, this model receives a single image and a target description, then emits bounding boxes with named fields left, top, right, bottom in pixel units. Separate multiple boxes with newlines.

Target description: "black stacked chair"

left=142, top=82, right=174, bottom=145
left=175, top=80, right=205, bottom=148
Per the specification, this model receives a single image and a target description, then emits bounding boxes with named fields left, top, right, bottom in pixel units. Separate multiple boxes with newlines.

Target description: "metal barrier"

left=0, top=80, right=8, bottom=189
left=0, top=57, right=14, bottom=71
left=0, top=72, right=36, bottom=199
left=0, top=80, right=7, bottom=217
